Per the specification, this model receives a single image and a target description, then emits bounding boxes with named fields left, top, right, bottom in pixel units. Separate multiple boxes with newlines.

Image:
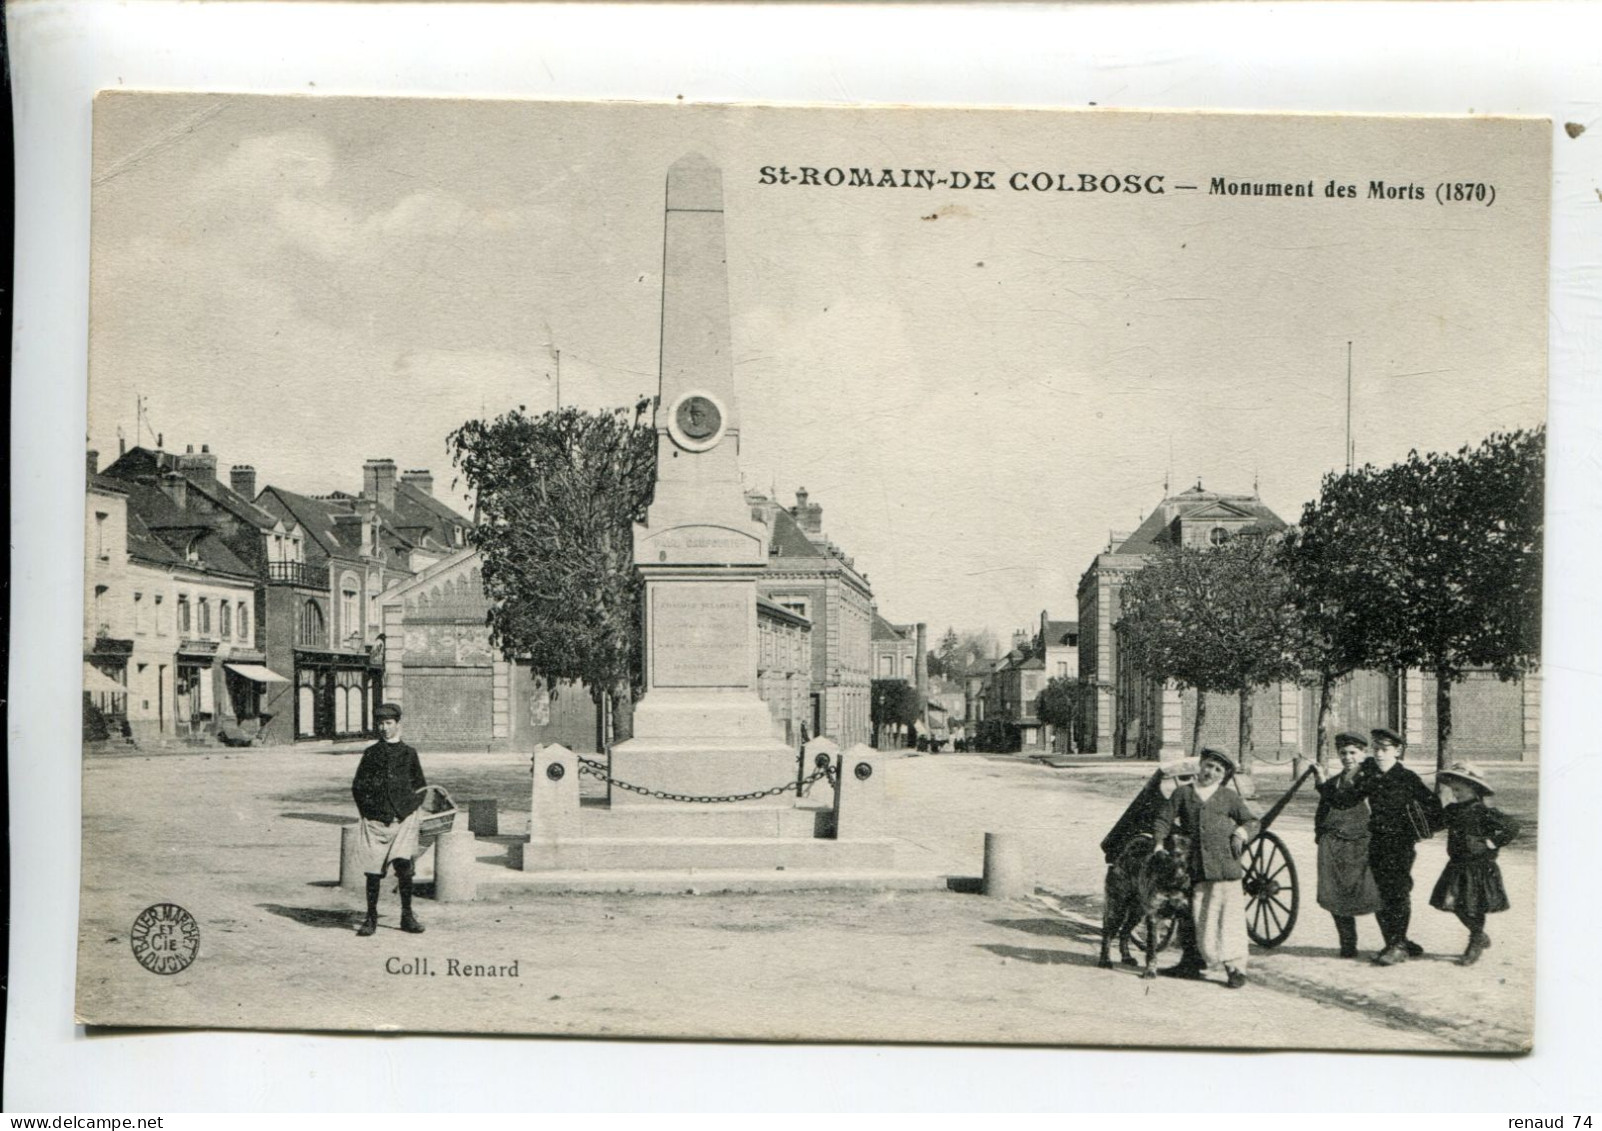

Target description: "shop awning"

left=225, top=663, right=290, bottom=684
left=83, top=665, right=127, bottom=695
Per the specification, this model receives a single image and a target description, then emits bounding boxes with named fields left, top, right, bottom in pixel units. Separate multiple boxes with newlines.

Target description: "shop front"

left=293, top=649, right=382, bottom=741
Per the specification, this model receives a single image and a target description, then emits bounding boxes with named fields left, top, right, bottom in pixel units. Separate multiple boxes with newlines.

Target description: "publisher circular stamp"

left=130, top=902, right=201, bottom=975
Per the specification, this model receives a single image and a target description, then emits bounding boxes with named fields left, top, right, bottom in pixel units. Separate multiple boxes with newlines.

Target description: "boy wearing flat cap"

left=351, top=702, right=428, bottom=937
left=1151, top=747, right=1260, bottom=988
left=1352, top=727, right=1443, bottom=965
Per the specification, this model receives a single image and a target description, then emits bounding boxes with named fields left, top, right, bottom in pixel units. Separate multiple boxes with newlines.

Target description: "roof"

left=119, top=484, right=256, bottom=579
left=392, top=479, right=471, bottom=546
left=257, top=487, right=353, bottom=560
left=1042, top=619, right=1078, bottom=645
left=767, top=504, right=827, bottom=559
left=1113, top=486, right=1287, bottom=555
left=101, top=447, right=279, bottom=530
left=871, top=614, right=912, bottom=642
left=758, top=595, right=812, bottom=627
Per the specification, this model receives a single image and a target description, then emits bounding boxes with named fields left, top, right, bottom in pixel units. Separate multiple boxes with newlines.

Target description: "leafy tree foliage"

left=1288, top=428, right=1543, bottom=768
left=933, top=627, right=999, bottom=681
left=1117, top=534, right=1304, bottom=780
left=1036, top=674, right=1081, bottom=752
left=871, top=678, right=923, bottom=748
left=447, top=402, right=657, bottom=747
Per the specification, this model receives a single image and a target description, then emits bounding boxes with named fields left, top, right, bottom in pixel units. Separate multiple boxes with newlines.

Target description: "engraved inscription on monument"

left=650, top=583, right=750, bottom=688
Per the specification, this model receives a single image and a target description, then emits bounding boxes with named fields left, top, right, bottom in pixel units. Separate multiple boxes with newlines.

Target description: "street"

left=75, top=746, right=1535, bottom=1051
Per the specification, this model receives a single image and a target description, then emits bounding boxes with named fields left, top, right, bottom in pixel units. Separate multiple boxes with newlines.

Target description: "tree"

left=1288, top=428, right=1543, bottom=769
left=870, top=679, right=922, bottom=748
left=1116, top=535, right=1305, bottom=786
left=447, top=401, right=657, bottom=750
left=1036, top=674, right=1081, bottom=753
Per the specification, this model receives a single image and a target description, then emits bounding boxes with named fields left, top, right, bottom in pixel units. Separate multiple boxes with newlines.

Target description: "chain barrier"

left=576, top=755, right=833, bottom=805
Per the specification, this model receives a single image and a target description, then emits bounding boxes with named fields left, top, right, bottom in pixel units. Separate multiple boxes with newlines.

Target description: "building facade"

left=1077, top=482, right=1540, bottom=763
left=748, top=488, right=875, bottom=748
left=757, top=596, right=813, bottom=745
left=378, top=548, right=599, bottom=753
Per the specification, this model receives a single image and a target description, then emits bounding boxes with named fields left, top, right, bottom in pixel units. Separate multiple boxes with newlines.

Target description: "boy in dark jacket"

left=351, top=703, right=427, bottom=937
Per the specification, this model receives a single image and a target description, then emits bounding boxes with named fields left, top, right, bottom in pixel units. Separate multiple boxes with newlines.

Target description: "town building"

left=376, top=548, right=597, bottom=752
left=757, top=596, right=813, bottom=745
left=254, top=460, right=469, bottom=742
left=1076, top=482, right=1540, bottom=763
left=88, top=450, right=268, bottom=744
left=872, top=616, right=918, bottom=683
left=747, top=488, right=875, bottom=747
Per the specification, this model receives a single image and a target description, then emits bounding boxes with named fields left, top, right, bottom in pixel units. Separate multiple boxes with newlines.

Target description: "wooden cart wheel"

left=1242, top=830, right=1298, bottom=948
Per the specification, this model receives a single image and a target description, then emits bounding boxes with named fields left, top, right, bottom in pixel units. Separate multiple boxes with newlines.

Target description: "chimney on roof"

left=401, top=469, right=433, bottom=497
left=230, top=465, right=256, bottom=500
left=87, top=450, right=98, bottom=477
left=915, top=623, right=928, bottom=702
left=176, top=443, right=218, bottom=479
left=790, top=487, right=824, bottom=535
left=160, top=470, right=189, bottom=510
left=363, top=459, right=398, bottom=513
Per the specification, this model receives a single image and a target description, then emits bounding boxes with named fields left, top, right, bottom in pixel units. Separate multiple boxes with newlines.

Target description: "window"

left=1057, top=662, right=1068, bottom=678
left=93, top=585, right=108, bottom=633
left=134, top=592, right=146, bottom=635
left=775, top=596, right=810, bottom=620
left=1209, top=526, right=1232, bottom=546
left=220, top=600, right=232, bottom=639
left=95, top=512, right=109, bottom=560
left=198, top=598, right=211, bottom=636
left=880, top=654, right=895, bottom=677
left=155, top=594, right=166, bottom=636
left=273, top=534, right=284, bottom=562
left=238, top=602, right=250, bottom=644
left=300, top=600, right=325, bottom=647
left=177, top=594, right=191, bottom=635
left=341, top=574, right=360, bottom=641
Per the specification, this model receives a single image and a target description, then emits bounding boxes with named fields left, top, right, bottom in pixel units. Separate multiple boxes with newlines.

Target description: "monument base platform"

left=605, top=739, right=802, bottom=807
left=479, top=868, right=949, bottom=897
left=519, top=834, right=894, bottom=872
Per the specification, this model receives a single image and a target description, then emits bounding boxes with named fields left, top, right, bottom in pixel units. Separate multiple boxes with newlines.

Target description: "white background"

left=8, top=0, right=1602, bottom=1114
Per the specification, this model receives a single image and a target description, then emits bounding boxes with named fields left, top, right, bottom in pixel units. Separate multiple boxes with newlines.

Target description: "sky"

left=88, top=95, right=1548, bottom=640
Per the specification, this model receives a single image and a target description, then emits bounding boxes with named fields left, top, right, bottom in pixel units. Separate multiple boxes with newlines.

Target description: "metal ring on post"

left=814, top=752, right=833, bottom=770
left=546, top=762, right=566, bottom=781
left=854, top=762, right=874, bottom=781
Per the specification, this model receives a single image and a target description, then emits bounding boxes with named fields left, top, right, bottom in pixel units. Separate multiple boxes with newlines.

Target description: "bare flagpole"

left=1345, top=341, right=1354, bottom=473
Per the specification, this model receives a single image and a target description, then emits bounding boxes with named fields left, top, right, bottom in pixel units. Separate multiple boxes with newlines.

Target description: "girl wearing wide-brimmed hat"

left=1430, top=763, right=1520, bottom=966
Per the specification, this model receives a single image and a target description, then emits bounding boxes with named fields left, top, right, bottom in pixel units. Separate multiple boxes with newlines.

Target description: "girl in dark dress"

left=1430, top=763, right=1520, bottom=966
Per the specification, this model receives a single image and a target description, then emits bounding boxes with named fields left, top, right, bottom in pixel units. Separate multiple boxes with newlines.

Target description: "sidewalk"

left=74, top=748, right=1534, bottom=1050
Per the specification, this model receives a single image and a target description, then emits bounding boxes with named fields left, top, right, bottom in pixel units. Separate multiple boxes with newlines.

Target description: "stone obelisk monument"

left=608, top=154, right=795, bottom=803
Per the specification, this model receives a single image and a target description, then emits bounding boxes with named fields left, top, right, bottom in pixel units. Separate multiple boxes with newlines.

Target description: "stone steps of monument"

left=578, top=805, right=827, bottom=840
left=479, top=867, right=946, bottom=897
left=520, top=836, right=895, bottom=872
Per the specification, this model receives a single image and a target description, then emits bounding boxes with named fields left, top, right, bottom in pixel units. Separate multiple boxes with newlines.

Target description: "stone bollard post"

left=339, top=825, right=364, bottom=891
left=525, top=744, right=581, bottom=871
left=433, top=828, right=478, bottom=903
left=982, top=832, right=1029, bottom=899
left=468, top=798, right=499, bottom=837
left=834, top=744, right=885, bottom=839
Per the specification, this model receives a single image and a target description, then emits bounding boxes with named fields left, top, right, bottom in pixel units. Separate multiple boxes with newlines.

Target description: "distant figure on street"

left=1310, top=731, right=1384, bottom=958
left=351, top=702, right=428, bottom=937
left=1151, top=748, right=1260, bottom=988
left=1430, top=763, right=1519, bottom=966
left=1353, top=727, right=1444, bottom=965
